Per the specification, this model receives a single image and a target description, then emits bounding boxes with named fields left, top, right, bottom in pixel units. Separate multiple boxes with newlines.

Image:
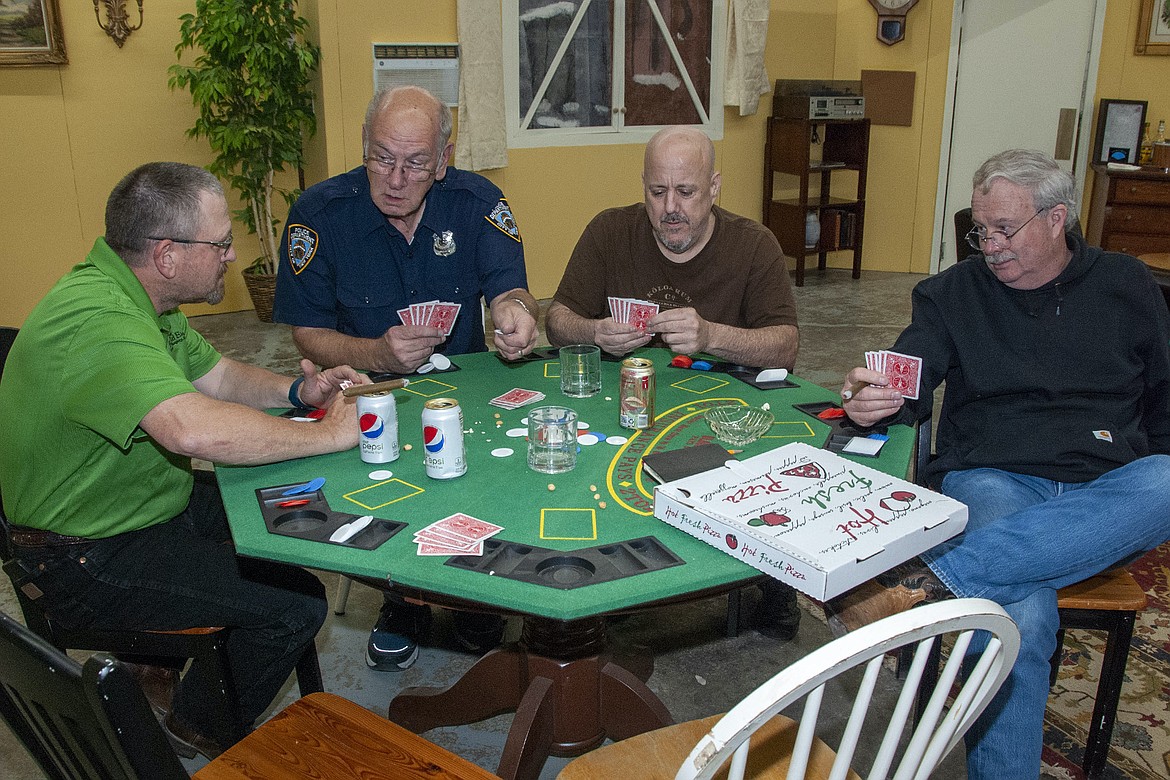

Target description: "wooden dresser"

left=1085, top=164, right=1170, bottom=257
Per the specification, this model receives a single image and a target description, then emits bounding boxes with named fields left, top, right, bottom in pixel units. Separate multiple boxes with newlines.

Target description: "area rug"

left=1041, top=542, right=1170, bottom=779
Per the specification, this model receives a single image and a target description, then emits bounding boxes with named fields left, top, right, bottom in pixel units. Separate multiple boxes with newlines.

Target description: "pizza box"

left=653, top=441, right=967, bottom=601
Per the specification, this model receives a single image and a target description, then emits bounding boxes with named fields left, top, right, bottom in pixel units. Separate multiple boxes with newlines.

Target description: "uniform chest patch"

left=286, top=224, right=318, bottom=274
left=486, top=199, right=522, bottom=243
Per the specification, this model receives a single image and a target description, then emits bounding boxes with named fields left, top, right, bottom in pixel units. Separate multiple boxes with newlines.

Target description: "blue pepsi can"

left=357, top=391, right=399, bottom=463
left=422, top=398, right=466, bottom=479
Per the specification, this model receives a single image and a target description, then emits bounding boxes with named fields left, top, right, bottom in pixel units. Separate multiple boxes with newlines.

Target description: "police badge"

left=433, top=230, right=456, bottom=257
left=286, top=224, right=318, bottom=274
left=487, top=199, right=522, bottom=242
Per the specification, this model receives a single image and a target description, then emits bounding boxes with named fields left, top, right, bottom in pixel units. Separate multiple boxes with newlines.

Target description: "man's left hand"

left=492, top=298, right=538, bottom=360
left=648, top=307, right=710, bottom=355
left=298, top=359, right=369, bottom=407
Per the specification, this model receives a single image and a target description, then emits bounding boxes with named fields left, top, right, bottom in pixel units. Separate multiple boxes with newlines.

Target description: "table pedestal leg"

left=387, top=615, right=673, bottom=780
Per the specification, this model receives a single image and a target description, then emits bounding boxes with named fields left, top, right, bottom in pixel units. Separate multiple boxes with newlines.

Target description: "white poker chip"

left=578, top=433, right=599, bottom=446
left=429, top=353, right=452, bottom=370
left=416, top=362, right=435, bottom=374
left=577, top=421, right=590, bottom=430
left=490, top=447, right=514, bottom=457
left=505, top=427, right=527, bottom=437
left=606, top=435, right=629, bottom=445
left=368, top=470, right=393, bottom=480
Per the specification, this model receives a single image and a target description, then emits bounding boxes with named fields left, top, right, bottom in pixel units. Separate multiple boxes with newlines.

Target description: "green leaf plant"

left=169, top=0, right=321, bottom=277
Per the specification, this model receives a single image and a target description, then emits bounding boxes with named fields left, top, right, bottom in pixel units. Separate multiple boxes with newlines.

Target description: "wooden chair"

left=558, top=599, right=1019, bottom=780
left=911, top=415, right=1148, bottom=779
left=0, top=609, right=500, bottom=780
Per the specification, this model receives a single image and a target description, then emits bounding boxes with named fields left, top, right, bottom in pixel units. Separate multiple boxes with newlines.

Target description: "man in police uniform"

left=274, top=85, right=538, bottom=670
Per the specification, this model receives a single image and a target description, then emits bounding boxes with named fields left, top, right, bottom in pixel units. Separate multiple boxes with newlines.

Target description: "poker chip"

left=606, top=435, right=628, bottom=445
left=577, top=421, right=589, bottom=430
left=505, top=427, right=527, bottom=437
left=430, top=353, right=452, bottom=370
left=592, top=432, right=607, bottom=442
left=490, top=447, right=514, bottom=457
left=417, top=362, right=435, bottom=374
left=578, top=433, right=599, bottom=445
left=368, top=470, right=393, bottom=480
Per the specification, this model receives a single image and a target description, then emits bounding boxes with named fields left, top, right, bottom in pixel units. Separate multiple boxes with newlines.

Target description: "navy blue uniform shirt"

left=274, top=166, right=526, bottom=358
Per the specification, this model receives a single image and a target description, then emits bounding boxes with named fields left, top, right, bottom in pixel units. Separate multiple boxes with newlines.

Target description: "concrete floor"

left=2, top=269, right=973, bottom=779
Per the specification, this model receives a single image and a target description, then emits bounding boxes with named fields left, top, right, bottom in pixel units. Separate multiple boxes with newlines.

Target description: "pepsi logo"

left=359, top=413, right=384, bottom=439
left=424, top=425, right=444, bottom=453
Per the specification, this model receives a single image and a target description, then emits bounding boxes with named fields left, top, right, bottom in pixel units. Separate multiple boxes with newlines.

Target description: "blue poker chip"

left=592, top=432, right=608, bottom=441
left=691, top=360, right=713, bottom=371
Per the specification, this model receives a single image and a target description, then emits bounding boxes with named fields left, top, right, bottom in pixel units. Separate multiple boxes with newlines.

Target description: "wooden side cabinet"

left=1085, top=165, right=1170, bottom=258
left=762, top=117, right=870, bottom=286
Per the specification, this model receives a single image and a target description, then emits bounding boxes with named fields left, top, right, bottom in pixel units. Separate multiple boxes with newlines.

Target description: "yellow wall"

left=2, top=0, right=1168, bottom=326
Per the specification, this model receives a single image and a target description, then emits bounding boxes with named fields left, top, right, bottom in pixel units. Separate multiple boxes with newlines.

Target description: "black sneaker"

left=366, top=601, right=431, bottom=671
left=754, top=580, right=801, bottom=641
left=452, top=611, right=505, bottom=654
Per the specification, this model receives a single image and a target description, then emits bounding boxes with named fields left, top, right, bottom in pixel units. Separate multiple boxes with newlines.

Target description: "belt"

left=7, top=525, right=94, bottom=548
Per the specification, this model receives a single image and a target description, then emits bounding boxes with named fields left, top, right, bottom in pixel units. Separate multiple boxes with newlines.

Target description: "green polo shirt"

left=0, top=238, right=221, bottom=538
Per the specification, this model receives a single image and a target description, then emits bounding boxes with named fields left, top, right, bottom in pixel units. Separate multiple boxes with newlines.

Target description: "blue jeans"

left=11, top=471, right=328, bottom=746
left=919, top=455, right=1170, bottom=780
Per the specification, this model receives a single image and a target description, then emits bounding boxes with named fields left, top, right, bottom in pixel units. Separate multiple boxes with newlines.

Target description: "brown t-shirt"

left=554, top=204, right=797, bottom=338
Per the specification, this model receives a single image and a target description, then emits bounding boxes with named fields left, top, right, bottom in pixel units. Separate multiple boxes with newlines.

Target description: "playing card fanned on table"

left=864, top=349, right=922, bottom=400
left=489, top=388, right=545, bottom=409
left=413, top=513, right=502, bottom=556
left=608, top=296, right=659, bottom=329
left=398, top=300, right=461, bottom=336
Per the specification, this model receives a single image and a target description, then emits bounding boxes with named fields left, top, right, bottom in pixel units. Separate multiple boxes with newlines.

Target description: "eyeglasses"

left=363, top=155, right=438, bottom=181
left=149, top=235, right=234, bottom=252
left=965, top=207, right=1048, bottom=252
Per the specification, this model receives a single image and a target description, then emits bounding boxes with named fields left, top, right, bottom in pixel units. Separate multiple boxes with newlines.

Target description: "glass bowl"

left=704, top=405, right=775, bottom=447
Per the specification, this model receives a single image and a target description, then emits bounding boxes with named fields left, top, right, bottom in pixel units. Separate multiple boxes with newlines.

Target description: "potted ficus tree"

left=169, top=0, right=321, bottom=321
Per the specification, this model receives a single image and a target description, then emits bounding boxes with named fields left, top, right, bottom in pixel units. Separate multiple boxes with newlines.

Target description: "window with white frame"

left=504, top=0, right=725, bottom=148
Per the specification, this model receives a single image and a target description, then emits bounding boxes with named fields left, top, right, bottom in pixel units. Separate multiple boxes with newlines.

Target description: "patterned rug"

left=1041, top=543, right=1170, bottom=779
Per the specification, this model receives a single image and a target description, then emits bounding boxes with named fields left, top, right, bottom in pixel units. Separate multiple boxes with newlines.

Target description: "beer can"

left=422, top=398, right=466, bottom=479
left=619, top=357, right=655, bottom=430
left=357, top=391, right=399, bottom=463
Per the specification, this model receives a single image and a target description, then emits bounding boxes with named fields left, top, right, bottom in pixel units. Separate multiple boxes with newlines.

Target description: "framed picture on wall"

left=1093, top=99, right=1148, bottom=165
left=1136, top=0, right=1170, bottom=55
left=0, top=0, right=67, bottom=66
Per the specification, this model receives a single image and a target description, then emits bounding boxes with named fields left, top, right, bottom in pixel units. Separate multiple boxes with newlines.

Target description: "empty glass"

left=527, top=406, right=579, bottom=474
left=560, top=344, right=601, bottom=397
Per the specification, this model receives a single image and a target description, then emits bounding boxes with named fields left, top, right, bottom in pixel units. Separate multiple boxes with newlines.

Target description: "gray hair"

left=363, top=85, right=453, bottom=155
left=972, top=149, right=1079, bottom=233
left=105, top=162, right=223, bottom=266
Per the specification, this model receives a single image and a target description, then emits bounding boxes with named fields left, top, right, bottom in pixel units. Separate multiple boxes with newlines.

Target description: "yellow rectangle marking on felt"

left=342, top=478, right=425, bottom=510
left=669, top=375, right=730, bottom=394
left=543, top=361, right=560, bottom=378
left=762, top=420, right=818, bottom=439
left=539, top=508, right=597, bottom=541
left=402, top=378, right=458, bottom=397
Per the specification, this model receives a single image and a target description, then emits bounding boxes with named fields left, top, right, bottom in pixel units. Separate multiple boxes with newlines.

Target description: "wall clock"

left=867, top=0, right=919, bottom=45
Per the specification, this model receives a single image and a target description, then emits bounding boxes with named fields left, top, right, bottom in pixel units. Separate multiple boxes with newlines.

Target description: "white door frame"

left=930, top=0, right=1109, bottom=274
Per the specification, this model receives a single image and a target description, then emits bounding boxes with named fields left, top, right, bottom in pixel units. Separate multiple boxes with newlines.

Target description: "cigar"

left=341, top=378, right=410, bottom=397
left=841, top=380, right=872, bottom=401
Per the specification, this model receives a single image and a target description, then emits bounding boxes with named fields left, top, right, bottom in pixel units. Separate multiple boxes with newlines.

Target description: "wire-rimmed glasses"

left=965, top=207, right=1048, bottom=252
left=363, top=154, right=438, bottom=181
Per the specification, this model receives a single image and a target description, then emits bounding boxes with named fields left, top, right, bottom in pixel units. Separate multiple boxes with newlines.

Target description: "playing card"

left=426, top=302, right=461, bottom=336
left=881, top=350, right=922, bottom=400
left=627, top=301, right=659, bottom=330
left=414, top=527, right=480, bottom=548
left=431, top=513, right=503, bottom=544
left=398, top=306, right=414, bottom=325
left=417, top=540, right=484, bottom=556
left=489, top=388, right=544, bottom=409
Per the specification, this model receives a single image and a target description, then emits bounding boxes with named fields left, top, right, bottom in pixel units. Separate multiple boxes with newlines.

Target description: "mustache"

left=660, top=213, right=689, bottom=225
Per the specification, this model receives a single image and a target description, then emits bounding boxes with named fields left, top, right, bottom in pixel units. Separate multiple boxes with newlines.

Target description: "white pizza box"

left=653, top=441, right=967, bottom=601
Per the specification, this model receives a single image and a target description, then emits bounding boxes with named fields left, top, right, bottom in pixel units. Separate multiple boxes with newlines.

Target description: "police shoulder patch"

left=286, top=224, right=318, bottom=274
left=486, top=199, right=522, bottom=243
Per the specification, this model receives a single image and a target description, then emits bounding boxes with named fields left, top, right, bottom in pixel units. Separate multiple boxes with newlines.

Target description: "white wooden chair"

left=558, top=598, right=1020, bottom=780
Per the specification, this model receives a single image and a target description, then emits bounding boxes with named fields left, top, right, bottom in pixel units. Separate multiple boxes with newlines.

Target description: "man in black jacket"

left=829, top=149, right=1170, bottom=780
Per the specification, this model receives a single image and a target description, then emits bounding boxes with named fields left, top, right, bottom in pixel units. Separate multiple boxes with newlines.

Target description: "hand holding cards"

left=398, top=300, right=461, bottom=336
left=414, top=512, right=502, bottom=556
left=849, top=350, right=922, bottom=400
left=608, top=296, right=659, bottom=329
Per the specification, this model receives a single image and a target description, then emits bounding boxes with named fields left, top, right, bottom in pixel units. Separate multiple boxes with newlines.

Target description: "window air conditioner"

left=372, top=44, right=460, bottom=107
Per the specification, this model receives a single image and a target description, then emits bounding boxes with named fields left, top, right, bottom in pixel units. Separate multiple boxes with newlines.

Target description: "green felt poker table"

left=215, top=347, right=914, bottom=780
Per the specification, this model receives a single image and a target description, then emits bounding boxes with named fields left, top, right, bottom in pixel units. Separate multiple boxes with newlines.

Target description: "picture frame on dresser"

left=0, top=0, right=67, bottom=67
left=1092, top=99, right=1147, bottom=165
left=1135, top=0, right=1170, bottom=55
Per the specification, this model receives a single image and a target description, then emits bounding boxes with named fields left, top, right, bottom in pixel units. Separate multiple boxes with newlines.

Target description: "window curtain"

left=456, top=0, right=508, bottom=170
left=723, top=0, right=770, bottom=116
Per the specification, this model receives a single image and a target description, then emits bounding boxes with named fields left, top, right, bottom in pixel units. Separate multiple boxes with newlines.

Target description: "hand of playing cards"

left=865, top=349, right=922, bottom=400
left=398, top=300, right=461, bottom=336
left=414, top=513, right=503, bottom=556
left=608, top=296, right=659, bottom=330
left=489, top=387, right=545, bottom=409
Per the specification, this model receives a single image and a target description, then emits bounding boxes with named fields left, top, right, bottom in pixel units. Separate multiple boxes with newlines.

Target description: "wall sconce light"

left=93, top=0, right=144, bottom=48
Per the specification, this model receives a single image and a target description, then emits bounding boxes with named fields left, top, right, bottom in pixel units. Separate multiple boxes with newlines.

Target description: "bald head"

left=642, top=127, right=720, bottom=260
left=364, top=85, right=453, bottom=155
left=644, top=126, right=716, bottom=181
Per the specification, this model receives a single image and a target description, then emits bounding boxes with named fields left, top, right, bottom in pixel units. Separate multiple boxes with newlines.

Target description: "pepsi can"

left=357, top=391, right=399, bottom=463
left=422, top=398, right=466, bottom=479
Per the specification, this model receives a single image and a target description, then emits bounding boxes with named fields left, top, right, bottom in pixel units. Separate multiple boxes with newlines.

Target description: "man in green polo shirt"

left=0, top=162, right=368, bottom=759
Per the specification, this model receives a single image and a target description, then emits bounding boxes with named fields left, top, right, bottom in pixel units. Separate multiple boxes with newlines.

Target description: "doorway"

left=932, top=0, right=1106, bottom=272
